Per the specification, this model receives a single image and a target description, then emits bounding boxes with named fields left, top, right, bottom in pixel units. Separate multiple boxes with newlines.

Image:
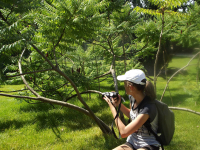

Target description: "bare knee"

left=112, top=144, right=133, bottom=150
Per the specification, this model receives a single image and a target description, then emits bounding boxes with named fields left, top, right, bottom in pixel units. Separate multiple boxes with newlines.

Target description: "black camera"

left=102, top=92, right=119, bottom=100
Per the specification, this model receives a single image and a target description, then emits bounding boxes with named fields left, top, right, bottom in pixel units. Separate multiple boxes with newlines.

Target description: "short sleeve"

left=139, top=103, right=157, bottom=122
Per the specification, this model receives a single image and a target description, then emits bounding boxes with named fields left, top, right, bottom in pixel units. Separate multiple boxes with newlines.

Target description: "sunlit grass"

left=0, top=56, right=200, bottom=149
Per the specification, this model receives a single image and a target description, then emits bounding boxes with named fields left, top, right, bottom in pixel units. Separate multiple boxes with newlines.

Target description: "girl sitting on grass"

left=103, top=69, right=160, bottom=150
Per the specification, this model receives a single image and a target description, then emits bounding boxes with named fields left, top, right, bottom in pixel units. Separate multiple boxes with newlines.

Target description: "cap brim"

left=117, top=75, right=127, bottom=81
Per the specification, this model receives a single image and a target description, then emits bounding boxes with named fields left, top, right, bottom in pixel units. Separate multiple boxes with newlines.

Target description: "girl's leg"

left=113, top=142, right=136, bottom=150
left=137, top=145, right=160, bottom=150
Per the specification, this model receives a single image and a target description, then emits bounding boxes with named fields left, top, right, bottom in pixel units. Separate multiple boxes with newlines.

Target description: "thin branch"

left=66, top=56, right=74, bottom=65
left=64, top=90, right=103, bottom=102
left=156, top=60, right=170, bottom=79
left=18, top=50, right=55, bottom=108
left=0, top=89, right=28, bottom=93
left=160, top=51, right=200, bottom=101
left=169, top=107, right=200, bottom=115
left=0, top=10, right=9, bottom=25
left=53, top=43, right=59, bottom=68
left=111, top=69, right=118, bottom=93
left=92, top=42, right=113, bottom=55
left=6, top=5, right=14, bottom=21
left=23, top=99, right=44, bottom=104
left=136, top=41, right=150, bottom=54
left=54, top=28, right=65, bottom=49
left=18, top=49, right=40, bottom=97
left=154, top=11, right=165, bottom=94
left=94, top=70, right=111, bottom=80
left=6, top=68, right=53, bottom=78
left=163, top=50, right=173, bottom=106
left=30, top=44, right=56, bottom=69
left=107, top=36, right=114, bottom=55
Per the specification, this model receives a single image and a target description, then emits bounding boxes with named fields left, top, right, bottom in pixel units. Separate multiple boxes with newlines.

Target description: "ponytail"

left=129, top=80, right=156, bottom=101
left=145, top=81, right=156, bottom=100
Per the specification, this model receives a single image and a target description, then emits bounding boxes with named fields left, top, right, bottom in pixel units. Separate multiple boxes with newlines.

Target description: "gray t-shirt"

left=126, top=95, right=161, bottom=149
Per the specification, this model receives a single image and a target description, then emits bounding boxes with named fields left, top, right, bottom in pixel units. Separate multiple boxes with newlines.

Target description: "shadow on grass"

left=161, top=94, right=191, bottom=106
left=19, top=102, right=55, bottom=112
left=35, top=109, right=95, bottom=131
left=76, top=133, right=126, bottom=150
left=0, top=119, right=32, bottom=132
left=157, top=88, right=194, bottom=107
left=158, top=66, right=198, bottom=81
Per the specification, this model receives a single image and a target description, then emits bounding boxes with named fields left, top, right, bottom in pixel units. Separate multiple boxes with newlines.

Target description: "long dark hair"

left=131, top=80, right=156, bottom=100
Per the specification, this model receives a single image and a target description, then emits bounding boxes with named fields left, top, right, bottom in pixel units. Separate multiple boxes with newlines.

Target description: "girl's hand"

left=111, top=94, right=121, bottom=107
left=103, top=96, right=111, bottom=104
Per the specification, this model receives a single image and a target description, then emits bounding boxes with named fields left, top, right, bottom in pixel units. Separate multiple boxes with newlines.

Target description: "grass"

left=0, top=56, right=200, bottom=150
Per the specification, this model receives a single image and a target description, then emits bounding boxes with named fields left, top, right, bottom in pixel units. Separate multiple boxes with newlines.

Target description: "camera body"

left=102, top=92, right=119, bottom=101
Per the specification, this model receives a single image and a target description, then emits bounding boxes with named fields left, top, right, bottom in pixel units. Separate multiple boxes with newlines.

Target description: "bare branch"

left=0, top=89, right=28, bottom=93
left=111, top=69, right=118, bottom=93
left=18, top=49, right=40, bottom=97
left=54, top=28, right=65, bottom=49
left=6, top=68, right=53, bottom=78
left=94, top=70, right=111, bottom=80
left=0, top=92, right=111, bottom=133
left=156, top=60, right=170, bottom=79
left=154, top=12, right=165, bottom=94
left=163, top=50, right=173, bottom=106
left=169, top=107, right=200, bottom=115
left=64, top=90, right=103, bottom=102
left=66, top=56, right=74, bottom=65
left=30, top=44, right=56, bottom=69
left=160, top=51, right=200, bottom=101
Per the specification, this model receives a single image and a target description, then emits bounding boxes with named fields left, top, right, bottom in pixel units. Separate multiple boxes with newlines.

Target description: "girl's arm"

left=104, top=96, right=149, bottom=138
left=120, top=103, right=130, bottom=118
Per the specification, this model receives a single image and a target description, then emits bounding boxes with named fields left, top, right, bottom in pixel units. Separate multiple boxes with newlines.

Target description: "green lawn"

left=0, top=56, right=200, bottom=150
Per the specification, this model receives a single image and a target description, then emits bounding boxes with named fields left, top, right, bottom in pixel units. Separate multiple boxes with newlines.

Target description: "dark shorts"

left=124, top=142, right=160, bottom=150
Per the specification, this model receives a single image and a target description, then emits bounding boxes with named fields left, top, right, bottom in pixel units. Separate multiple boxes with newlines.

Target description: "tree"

left=0, top=0, right=113, bottom=134
left=134, top=0, right=191, bottom=92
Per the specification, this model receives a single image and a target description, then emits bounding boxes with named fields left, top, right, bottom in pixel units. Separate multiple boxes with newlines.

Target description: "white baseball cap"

left=117, top=69, right=146, bottom=85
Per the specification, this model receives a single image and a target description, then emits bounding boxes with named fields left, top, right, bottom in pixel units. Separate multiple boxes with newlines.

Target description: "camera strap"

left=111, top=99, right=122, bottom=139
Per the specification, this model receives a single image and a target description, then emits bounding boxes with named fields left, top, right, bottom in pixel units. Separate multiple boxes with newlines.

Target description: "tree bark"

left=154, top=11, right=164, bottom=94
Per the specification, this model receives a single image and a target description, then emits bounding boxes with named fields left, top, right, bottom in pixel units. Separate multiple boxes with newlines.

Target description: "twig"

left=94, top=70, right=111, bottom=80
left=6, top=68, right=53, bottom=78
left=64, top=90, right=103, bottom=102
left=54, top=28, right=65, bottom=49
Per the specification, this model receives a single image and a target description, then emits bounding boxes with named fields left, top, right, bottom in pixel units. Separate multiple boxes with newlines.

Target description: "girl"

left=103, top=69, right=160, bottom=150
